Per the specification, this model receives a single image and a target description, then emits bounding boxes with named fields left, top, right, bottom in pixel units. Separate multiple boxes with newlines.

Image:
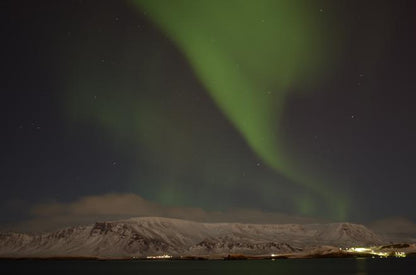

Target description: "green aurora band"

left=132, top=0, right=348, bottom=220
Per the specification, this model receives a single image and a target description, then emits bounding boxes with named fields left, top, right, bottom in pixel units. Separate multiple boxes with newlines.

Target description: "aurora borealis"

left=131, top=0, right=351, bottom=219
left=1, top=0, right=416, bottom=230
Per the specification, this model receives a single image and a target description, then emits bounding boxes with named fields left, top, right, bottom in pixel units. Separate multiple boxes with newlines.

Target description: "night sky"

left=1, top=0, right=416, bottom=231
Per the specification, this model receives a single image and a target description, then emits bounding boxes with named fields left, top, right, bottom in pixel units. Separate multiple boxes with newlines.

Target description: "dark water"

left=1, top=258, right=416, bottom=275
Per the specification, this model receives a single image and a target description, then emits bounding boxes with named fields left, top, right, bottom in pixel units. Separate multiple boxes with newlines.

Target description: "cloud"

left=366, top=217, right=416, bottom=243
left=367, top=217, right=416, bottom=234
left=4, top=193, right=323, bottom=233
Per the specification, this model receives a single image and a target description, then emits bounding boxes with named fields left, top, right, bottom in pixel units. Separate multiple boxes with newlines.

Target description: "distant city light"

left=347, top=247, right=371, bottom=253
left=343, top=247, right=406, bottom=258
left=395, top=252, right=406, bottom=258
left=146, top=254, right=173, bottom=259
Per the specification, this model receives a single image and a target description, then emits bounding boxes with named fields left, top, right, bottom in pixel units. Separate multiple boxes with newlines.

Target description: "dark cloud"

left=367, top=217, right=416, bottom=243
left=5, top=193, right=323, bottom=233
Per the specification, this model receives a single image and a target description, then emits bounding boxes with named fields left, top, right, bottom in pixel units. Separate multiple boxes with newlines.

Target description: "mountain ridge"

left=0, top=217, right=383, bottom=258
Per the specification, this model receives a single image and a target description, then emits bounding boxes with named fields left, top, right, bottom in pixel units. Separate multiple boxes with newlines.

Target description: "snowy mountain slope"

left=0, top=217, right=382, bottom=258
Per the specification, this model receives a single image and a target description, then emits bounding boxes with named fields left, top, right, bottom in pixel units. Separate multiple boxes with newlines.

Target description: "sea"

left=1, top=258, right=416, bottom=275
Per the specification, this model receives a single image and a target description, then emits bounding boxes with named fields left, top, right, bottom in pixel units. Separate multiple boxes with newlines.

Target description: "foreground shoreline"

left=1, top=252, right=415, bottom=261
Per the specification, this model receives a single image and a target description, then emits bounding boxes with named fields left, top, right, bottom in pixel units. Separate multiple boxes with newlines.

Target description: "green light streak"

left=132, top=0, right=348, bottom=219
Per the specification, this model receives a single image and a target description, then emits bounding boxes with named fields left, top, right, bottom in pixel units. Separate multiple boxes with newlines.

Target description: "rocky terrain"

left=0, top=217, right=395, bottom=258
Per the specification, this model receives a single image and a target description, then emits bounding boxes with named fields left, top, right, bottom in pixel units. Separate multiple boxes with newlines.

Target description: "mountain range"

left=0, top=217, right=391, bottom=258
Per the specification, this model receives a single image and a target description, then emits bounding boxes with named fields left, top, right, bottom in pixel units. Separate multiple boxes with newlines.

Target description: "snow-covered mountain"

left=0, top=217, right=382, bottom=258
